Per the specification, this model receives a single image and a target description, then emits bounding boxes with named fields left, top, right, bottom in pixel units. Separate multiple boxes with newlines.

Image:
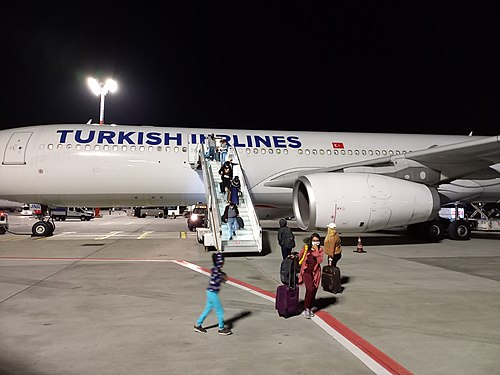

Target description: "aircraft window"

left=165, top=146, right=171, bottom=152
left=148, top=146, right=154, bottom=152
left=182, top=146, right=187, bottom=153
left=76, top=144, right=81, bottom=150
left=305, top=149, right=310, bottom=155
left=131, top=146, right=136, bottom=152
left=112, top=145, right=118, bottom=151
left=341, top=150, right=346, bottom=155
left=174, top=146, right=179, bottom=153
left=327, top=149, right=331, bottom=155
left=283, top=149, right=288, bottom=155
left=333, top=150, right=338, bottom=155
left=403, top=150, right=407, bottom=154
left=355, top=150, right=360, bottom=155
left=139, top=146, right=145, bottom=152
left=246, top=148, right=251, bottom=154
left=319, top=149, right=324, bottom=155
left=312, top=149, right=317, bottom=155
left=368, top=150, right=373, bottom=155
left=298, top=149, right=303, bottom=155
left=276, top=149, right=281, bottom=154
left=395, top=150, right=400, bottom=154
left=382, top=150, right=387, bottom=155
left=95, top=145, right=100, bottom=151
left=48, top=144, right=53, bottom=150
left=122, top=145, right=127, bottom=151
left=362, top=150, right=366, bottom=155
left=57, top=144, right=63, bottom=150
left=389, top=150, right=394, bottom=155
left=85, top=145, right=91, bottom=151
left=348, top=150, right=353, bottom=155
left=39, top=144, right=45, bottom=150
left=269, top=149, right=274, bottom=154
left=375, top=150, right=380, bottom=155
left=103, top=145, right=109, bottom=151
left=157, top=146, right=162, bottom=152
left=66, top=144, right=72, bottom=150
left=261, top=148, right=266, bottom=154
left=253, top=148, right=258, bottom=154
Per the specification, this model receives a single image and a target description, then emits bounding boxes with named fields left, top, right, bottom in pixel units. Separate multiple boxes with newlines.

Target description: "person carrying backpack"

left=277, top=218, right=295, bottom=259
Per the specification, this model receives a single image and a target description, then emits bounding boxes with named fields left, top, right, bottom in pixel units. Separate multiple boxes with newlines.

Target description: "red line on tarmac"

left=315, top=311, right=412, bottom=375
left=222, top=271, right=412, bottom=375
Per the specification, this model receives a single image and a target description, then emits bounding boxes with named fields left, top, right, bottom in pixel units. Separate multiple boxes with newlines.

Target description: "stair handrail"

left=228, top=146, right=262, bottom=251
left=199, top=143, right=223, bottom=251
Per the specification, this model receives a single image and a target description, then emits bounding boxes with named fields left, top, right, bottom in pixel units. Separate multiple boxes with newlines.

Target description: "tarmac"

left=0, top=212, right=499, bottom=375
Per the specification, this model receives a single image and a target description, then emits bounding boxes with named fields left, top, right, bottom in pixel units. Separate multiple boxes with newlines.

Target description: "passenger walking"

left=277, top=218, right=295, bottom=259
left=219, top=139, right=228, bottom=165
left=324, top=223, right=342, bottom=267
left=229, top=176, right=241, bottom=205
left=298, top=233, right=324, bottom=319
left=206, top=133, right=216, bottom=161
left=223, top=202, right=239, bottom=240
left=218, top=161, right=233, bottom=200
left=194, top=252, right=233, bottom=335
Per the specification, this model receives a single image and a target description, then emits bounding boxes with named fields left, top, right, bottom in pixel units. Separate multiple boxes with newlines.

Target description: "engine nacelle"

left=293, top=173, right=440, bottom=231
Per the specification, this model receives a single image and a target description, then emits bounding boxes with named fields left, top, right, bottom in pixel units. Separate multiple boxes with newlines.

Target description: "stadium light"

left=87, top=77, right=118, bottom=125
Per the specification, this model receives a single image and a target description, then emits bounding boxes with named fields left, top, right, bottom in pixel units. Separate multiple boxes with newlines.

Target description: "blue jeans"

left=196, top=290, right=225, bottom=329
left=228, top=217, right=237, bottom=239
left=220, top=151, right=227, bottom=164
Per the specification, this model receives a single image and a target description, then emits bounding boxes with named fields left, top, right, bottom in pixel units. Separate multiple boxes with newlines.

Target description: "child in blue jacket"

left=194, top=252, right=233, bottom=335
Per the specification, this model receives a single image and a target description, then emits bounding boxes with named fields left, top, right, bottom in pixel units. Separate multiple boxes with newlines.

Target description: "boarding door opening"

left=2, top=132, right=33, bottom=165
left=187, top=135, right=201, bottom=167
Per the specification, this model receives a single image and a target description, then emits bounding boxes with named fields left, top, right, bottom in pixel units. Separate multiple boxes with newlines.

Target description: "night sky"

left=0, top=3, right=498, bottom=135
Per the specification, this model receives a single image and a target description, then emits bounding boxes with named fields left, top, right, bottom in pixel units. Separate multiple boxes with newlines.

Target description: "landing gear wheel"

left=448, top=220, right=470, bottom=240
left=32, top=221, right=52, bottom=237
left=0, top=227, right=6, bottom=235
left=426, top=221, right=444, bottom=242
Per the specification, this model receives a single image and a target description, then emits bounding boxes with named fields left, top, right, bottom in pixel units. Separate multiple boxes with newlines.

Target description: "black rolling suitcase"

left=321, top=265, right=341, bottom=294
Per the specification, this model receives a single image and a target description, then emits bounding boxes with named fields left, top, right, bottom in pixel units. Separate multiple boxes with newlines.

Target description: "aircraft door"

left=2, top=132, right=33, bottom=165
left=187, top=135, right=201, bottom=166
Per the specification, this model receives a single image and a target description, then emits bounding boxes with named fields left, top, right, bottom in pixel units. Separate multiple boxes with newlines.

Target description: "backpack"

left=280, top=257, right=298, bottom=286
left=282, top=229, right=295, bottom=249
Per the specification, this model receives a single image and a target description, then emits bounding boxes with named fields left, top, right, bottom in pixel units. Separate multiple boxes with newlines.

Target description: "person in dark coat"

left=218, top=161, right=233, bottom=200
left=229, top=176, right=241, bottom=205
left=277, top=218, right=295, bottom=259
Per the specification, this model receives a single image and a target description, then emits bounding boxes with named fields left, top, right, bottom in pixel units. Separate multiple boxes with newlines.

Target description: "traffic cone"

left=354, top=236, right=366, bottom=253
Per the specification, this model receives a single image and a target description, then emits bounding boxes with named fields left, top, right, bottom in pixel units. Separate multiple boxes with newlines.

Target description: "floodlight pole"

left=99, top=91, right=106, bottom=125
left=87, top=77, right=117, bottom=125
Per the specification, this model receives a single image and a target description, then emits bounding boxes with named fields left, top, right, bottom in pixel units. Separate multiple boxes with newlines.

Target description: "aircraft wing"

left=265, top=135, right=500, bottom=188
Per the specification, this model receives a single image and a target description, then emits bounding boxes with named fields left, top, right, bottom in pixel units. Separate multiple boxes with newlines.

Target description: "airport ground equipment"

left=0, top=211, right=8, bottom=234
left=190, top=143, right=262, bottom=253
left=466, top=202, right=500, bottom=231
left=50, top=207, right=94, bottom=221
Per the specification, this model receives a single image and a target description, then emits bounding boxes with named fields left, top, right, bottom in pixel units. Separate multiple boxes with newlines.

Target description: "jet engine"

left=292, top=173, right=441, bottom=231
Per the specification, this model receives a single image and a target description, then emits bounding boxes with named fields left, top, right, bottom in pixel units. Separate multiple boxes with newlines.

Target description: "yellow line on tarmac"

left=138, top=231, right=153, bottom=239
left=180, top=231, right=187, bottom=239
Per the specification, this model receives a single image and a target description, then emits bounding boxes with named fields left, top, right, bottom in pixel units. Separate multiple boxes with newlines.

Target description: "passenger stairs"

left=190, top=143, right=262, bottom=253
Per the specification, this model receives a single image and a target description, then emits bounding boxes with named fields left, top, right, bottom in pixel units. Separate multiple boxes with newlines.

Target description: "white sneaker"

left=303, top=309, right=311, bottom=319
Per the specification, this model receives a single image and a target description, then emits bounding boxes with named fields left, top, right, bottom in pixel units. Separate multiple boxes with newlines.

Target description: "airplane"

left=0, top=123, right=499, bottom=240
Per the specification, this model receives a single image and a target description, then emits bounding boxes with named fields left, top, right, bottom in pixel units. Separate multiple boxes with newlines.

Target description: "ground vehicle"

left=165, top=206, right=187, bottom=218
left=0, top=211, right=8, bottom=234
left=134, top=206, right=166, bottom=218
left=187, top=204, right=208, bottom=231
left=21, top=204, right=32, bottom=216
left=50, top=207, right=94, bottom=221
